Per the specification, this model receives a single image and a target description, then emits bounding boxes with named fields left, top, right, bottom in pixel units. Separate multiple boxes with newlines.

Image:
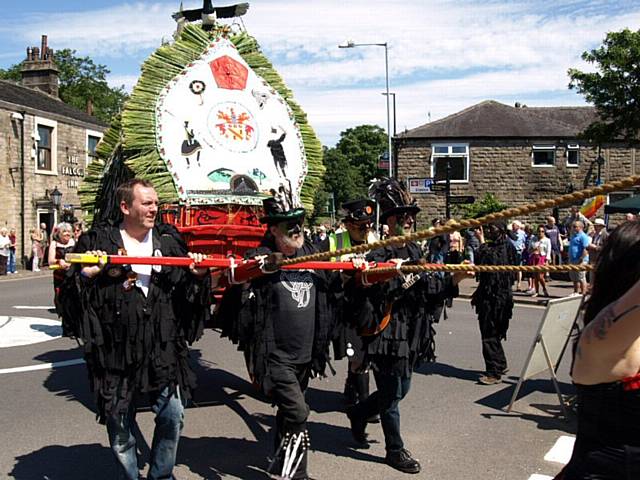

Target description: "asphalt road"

left=0, top=274, right=577, bottom=480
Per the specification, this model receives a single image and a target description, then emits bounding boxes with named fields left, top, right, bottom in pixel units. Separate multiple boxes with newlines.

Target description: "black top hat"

left=259, top=197, right=305, bottom=225
left=368, top=177, right=420, bottom=222
left=341, top=199, right=376, bottom=222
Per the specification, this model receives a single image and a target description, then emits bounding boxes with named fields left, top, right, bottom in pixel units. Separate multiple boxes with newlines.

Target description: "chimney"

left=86, top=98, right=94, bottom=116
left=20, top=35, right=59, bottom=98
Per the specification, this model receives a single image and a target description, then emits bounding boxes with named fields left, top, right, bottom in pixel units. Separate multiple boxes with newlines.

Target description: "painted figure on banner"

left=268, top=126, right=288, bottom=178
left=181, top=121, right=202, bottom=168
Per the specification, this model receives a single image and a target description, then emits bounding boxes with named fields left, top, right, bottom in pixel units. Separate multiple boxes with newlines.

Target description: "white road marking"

left=0, top=316, right=62, bottom=348
left=12, top=306, right=55, bottom=310
left=0, top=358, right=85, bottom=375
left=528, top=475, right=553, bottom=480
left=544, top=435, right=575, bottom=464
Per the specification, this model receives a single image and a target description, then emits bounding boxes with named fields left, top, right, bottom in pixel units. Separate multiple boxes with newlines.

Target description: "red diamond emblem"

left=210, top=55, right=248, bottom=90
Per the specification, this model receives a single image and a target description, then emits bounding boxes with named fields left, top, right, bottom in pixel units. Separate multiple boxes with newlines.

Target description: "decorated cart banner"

left=156, top=37, right=307, bottom=206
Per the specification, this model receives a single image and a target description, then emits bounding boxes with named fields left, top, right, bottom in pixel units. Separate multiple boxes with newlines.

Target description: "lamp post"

left=339, top=40, right=393, bottom=178
left=381, top=92, right=396, bottom=136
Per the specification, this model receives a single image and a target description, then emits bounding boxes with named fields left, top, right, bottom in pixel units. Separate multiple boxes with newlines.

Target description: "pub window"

left=431, top=143, right=469, bottom=183
left=87, top=135, right=100, bottom=163
left=37, top=125, right=53, bottom=170
left=532, top=145, right=555, bottom=167
left=86, top=129, right=103, bottom=166
left=566, top=144, right=580, bottom=167
left=35, top=117, right=57, bottom=175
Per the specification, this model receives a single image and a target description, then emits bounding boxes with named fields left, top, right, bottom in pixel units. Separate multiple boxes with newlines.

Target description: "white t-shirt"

left=0, top=234, right=10, bottom=256
left=120, top=228, right=153, bottom=296
left=532, top=236, right=552, bottom=258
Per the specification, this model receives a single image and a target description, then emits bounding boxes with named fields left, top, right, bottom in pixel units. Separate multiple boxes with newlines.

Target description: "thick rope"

left=282, top=175, right=640, bottom=266
left=384, top=264, right=593, bottom=274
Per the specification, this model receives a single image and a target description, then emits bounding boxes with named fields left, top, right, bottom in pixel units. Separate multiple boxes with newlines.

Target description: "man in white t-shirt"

left=65, top=178, right=211, bottom=480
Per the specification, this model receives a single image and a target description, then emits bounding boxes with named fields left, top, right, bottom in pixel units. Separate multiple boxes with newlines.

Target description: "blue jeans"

left=106, top=386, right=184, bottom=480
left=8, top=250, right=16, bottom=273
left=355, top=371, right=412, bottom=451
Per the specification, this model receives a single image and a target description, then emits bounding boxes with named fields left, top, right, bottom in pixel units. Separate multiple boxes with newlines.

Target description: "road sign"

left=431, top=183, right=447, bottom=192
left=449, top=195, right=475, bottom=204
left=408, top=177, right=434, bottom=193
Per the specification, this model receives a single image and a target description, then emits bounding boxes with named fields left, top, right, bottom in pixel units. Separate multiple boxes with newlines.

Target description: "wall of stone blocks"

left=0, top=105, right=104, bottom=267
left=396, top=137, right=638, bottom=230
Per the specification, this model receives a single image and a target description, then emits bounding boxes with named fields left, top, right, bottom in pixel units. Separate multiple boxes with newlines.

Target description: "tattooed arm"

left=572, top=278, right=640, bottom=384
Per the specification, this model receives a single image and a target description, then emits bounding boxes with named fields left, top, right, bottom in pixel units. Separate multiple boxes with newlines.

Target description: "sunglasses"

left=279, top=217, right=304, bottom=235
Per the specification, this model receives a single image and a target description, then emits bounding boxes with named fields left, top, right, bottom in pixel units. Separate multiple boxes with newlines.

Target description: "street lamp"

left=49, top=186, right=63, bottom=210
left=339, top=40, right=393, bottom=178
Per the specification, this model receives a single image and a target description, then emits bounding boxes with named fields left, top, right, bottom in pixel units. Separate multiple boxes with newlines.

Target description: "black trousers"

left=478, top=314, right=507, bottom=376
left=266, top=361, right=311, bottom=479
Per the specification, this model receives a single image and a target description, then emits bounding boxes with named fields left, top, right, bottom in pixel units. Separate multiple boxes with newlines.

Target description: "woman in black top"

left=554, top=220, right=640, bottom=480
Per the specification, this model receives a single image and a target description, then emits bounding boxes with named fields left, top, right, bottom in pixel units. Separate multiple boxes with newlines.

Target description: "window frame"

left=531, top=144, right=556, bottom=168
left=85, top=129, right=103, bottom=166
left=34, top=116, right=58, bottom=176
left=430, top=143, right=470, bottom=184
left=566, top=144, right=580, bottom=168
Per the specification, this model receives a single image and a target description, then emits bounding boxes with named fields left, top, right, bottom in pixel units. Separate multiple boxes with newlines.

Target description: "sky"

left=1, top=0, right=639, bottom=146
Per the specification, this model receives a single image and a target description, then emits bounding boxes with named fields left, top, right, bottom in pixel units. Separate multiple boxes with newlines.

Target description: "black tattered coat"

left=346, top=242, right=459, bottom=377
left=216, top=239, right=338, bottom=393
left=60, top=223, right=211, bottom=423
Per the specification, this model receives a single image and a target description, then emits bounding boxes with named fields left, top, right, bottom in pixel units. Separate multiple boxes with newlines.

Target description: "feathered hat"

left=368, top=177, right=420, bottom=222
left=259, top=190, right=305, bottom=225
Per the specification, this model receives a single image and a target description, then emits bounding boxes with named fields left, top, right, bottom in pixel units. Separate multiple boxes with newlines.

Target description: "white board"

left=521, top=295, right=583, bottom=380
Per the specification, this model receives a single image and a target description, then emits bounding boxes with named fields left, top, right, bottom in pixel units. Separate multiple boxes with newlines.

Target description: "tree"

left=568, top=28, right=640, bottom=144
left=312, top=125, right=387, bottom=222
left=0, top=49, right=127, bottom=123
left=454, top=193, right=508, bottom=219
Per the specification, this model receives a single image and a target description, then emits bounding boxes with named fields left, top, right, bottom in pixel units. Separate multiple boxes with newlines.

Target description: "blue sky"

left=1, top=1, right=639, bottom=145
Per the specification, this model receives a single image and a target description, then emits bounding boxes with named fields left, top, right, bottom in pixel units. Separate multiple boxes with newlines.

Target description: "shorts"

left=529, top=254, right=547, bottom=266
left=569, top=270, right=586, bottom=283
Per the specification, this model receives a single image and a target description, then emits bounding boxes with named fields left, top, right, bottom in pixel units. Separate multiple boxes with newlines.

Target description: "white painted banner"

left=155, top=37, right=307, bottom=206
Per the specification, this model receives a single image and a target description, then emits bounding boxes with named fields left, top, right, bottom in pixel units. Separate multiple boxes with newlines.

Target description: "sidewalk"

left=458, top=278, right=576, bottom=305
left=0, top=269, right=52, bottom=282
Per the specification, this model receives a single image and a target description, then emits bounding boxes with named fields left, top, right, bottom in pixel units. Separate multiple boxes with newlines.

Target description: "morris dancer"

left=471, top=220, right=517, bottom=385
left=345, top=178, right=467, bottom=474
left=218, top=196, right=338, bottom=480
left=329, top=199, right=378, bottom=410
left=59, top=178, right=211, bottom=480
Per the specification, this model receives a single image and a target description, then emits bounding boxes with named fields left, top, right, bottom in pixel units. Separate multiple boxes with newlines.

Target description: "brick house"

left=395, top=100, right=639, bottom=228
left=0, top=35, right=107, bottom=267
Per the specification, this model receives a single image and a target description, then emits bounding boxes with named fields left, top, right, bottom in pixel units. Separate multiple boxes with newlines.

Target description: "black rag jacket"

left=59, top=223, right=211, bottom=423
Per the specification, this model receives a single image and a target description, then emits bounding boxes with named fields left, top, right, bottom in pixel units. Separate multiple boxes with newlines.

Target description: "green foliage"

left=0, top=64, right=21, bottom=81
left=568, top=28, right=640, bottom=144
left=454, top=192, right=508, bottom=219
left=318, top=125, right=387, bottom=218
left=54, top=49, right=128, bottom=123
left=0, top=49, right=127, bottom=123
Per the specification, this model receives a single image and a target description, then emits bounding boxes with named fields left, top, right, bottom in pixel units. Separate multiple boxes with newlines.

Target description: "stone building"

left=395, top=100, right=639, bottom=228
left=0, top=35, right=107, bottom=267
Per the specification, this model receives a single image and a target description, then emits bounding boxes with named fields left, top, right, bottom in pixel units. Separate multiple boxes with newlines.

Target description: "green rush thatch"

left=80, top=23, right=324, bottom=218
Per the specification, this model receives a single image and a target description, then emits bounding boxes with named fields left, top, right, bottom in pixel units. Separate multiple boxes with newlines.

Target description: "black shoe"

left=345, top=405, right=368, bottom=446
left=385, top=448, right=421, bottom=474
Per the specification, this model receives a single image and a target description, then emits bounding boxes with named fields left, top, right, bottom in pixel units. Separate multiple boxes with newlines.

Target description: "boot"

left=270, top=422, right=309, bottom=480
